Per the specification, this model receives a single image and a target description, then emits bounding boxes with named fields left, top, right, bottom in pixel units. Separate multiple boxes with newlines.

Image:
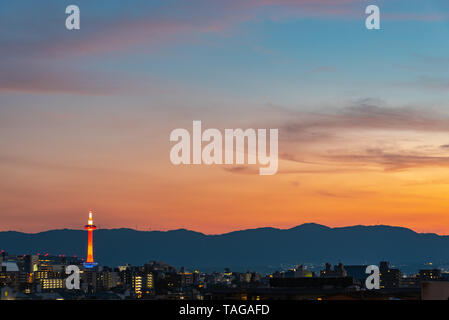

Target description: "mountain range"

left=0, top=223, right=447, bottom=273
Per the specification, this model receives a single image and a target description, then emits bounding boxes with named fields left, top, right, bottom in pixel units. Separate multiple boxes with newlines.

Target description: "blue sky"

left=2, top=1, right=449, bottom=233
left=2, top=0, right=449, bottom=105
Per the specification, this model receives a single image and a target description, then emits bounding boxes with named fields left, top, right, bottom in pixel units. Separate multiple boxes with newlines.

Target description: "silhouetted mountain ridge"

left=0, top=223, right=447, bottom=272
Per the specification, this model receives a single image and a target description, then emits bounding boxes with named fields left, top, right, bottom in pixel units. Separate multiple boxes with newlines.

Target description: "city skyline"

left=1, top=211, right=449, bottom=300
left=2, top=1, right=449, bottom=234
left=1, top=218, right=449, bottom=275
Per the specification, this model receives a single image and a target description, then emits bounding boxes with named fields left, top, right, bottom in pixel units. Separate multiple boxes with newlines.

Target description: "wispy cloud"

left=315, top=189, right=377, bottom=198
left=412, top=76, right=449, bottom=91
left=0, top=62, right=123, bottom=95
left=259, top=99, right=449, bottom=172
left=324, top=148, right=449, bottom=171
left=277, top=99, right=449, bottom=141
left=1, top=0, right=445, bottom=94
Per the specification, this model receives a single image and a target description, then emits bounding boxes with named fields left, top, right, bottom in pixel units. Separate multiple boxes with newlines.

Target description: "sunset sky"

left=1, top=0, right=449, bottom=234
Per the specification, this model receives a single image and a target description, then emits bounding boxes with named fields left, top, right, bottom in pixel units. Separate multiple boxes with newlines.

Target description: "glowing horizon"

left=2, top=1, right=449, bottom=235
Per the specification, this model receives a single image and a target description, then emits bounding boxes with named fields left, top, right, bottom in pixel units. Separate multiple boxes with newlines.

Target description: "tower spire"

left=88, top=210, right=93, bottom=225
left=83, top=210, right=98, bottom=268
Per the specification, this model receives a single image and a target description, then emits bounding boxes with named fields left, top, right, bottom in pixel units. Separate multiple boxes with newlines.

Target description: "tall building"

left=132, top=274, right=143, bottom=298
left=345, top=265, right=368, bottom=287
left=320, top=262, right=347, bottom=278
left=419, top=269, right=442, bottom=281
left=379, top=261, right=401, bottom=288
left=83, top=210, right=98, bottom=268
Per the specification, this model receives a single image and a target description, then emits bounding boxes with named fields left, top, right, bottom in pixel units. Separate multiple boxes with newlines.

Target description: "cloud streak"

left=324, top=149, right=449, bottom=171
left=261, top=99, right=449, bottom=171
left=1, top=0, right=445, bottom=94
left=277, top=100, right=449, bottom=143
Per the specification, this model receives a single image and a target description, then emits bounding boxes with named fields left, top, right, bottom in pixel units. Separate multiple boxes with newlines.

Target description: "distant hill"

left=0, top=223, right=447, bottom=273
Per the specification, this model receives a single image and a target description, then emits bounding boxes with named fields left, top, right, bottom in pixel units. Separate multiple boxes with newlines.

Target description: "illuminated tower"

left=83, top=210, right=98, bottom=268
